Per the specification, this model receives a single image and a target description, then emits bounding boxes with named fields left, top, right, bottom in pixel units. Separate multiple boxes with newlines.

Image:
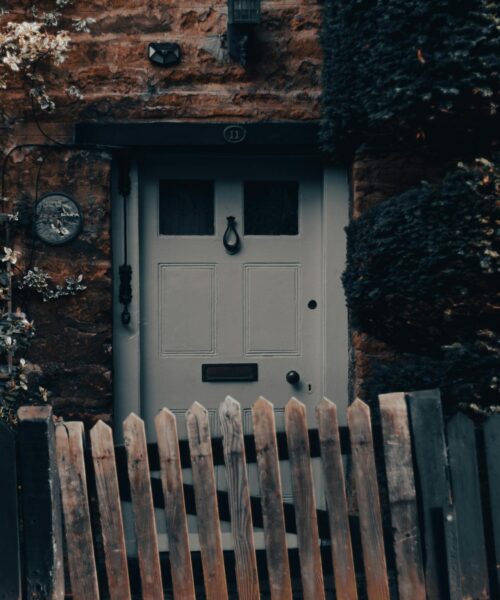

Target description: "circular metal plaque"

left=33, top=193, right=83, bottom=245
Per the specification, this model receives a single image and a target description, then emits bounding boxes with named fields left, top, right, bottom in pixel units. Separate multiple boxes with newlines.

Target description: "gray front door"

left=115, top=154, right=349, bottom=554
left=139, top=156, right=324, bottom=438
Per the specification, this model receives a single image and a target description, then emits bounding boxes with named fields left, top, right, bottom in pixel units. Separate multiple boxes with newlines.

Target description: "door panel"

left=244, top=264, right=300, bottom=355
left=159, top=264, right=216, bottom=355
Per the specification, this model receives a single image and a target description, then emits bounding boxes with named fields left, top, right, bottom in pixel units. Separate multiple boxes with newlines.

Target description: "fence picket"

left=0, top=420, right=21, bottom=600
left=285, top=397, right=325, bottom=600
left=484, top=414, right=500, bottom=592
left=186, top=401, right=229, bottom=600
left=348, top=398, right=390, bottom=600
left=442, top=505, right=463, bottom=600
left=90, top=420, right=131, bottom=600
left=316, top=398, right=358, bottom=600
left=407, top=389, right=455, bottom=599
left=123, top=413, right=164, bottom=600
left=219, top=396, right=260, bottom=600
left=379, top=393, right=425, bottom=600
left=17, top=406, right=64, bottom=600
left=155, top=409, right=196, bottom=600
left=252, top=396, right=293, bottom=600
left=55, top=422, right=100, bottom=600
left=447, top=412, right=489, bottom=599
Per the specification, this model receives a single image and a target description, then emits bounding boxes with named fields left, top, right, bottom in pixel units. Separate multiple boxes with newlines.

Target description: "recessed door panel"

left=159, top=264, right=216, bottom=355
left=244, top=264, right=300, bottom=355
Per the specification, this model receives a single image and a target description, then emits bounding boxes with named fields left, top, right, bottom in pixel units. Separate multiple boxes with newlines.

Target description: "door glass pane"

left=244, top=180, right=299, bottom=235
left=159, top=180, right=214, bottom=235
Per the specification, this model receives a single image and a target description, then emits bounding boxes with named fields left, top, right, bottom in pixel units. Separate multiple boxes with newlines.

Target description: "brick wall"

left=2, top=0, right=322, bottom=125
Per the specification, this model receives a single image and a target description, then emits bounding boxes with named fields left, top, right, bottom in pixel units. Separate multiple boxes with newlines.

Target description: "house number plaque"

left=223, top=125, right=247, bottom=144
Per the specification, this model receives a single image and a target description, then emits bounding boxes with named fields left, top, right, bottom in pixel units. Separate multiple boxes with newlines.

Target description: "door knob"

left=286, top=370, right=300, bottom=385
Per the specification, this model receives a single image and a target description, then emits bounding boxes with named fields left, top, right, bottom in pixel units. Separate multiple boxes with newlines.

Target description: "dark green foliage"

left=321, top=0, right=499, bottom=153
left=361, top=338, right=500, bottom=409
left=344, top=159, right=500, bottom=405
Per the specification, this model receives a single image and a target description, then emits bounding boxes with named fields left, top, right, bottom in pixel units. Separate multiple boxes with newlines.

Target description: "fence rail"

left=3, top=389, right=500, bottom=599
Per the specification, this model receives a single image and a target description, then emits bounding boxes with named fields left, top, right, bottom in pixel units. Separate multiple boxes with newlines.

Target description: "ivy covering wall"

left=344, top=160, right=499, bottom=407
left=321, top=0, right=499, bottom=153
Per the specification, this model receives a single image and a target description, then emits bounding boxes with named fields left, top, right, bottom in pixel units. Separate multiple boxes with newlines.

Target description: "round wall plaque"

left=33, top=193, right=83, bottom=245
left=223, top=125, right=247, bottom=144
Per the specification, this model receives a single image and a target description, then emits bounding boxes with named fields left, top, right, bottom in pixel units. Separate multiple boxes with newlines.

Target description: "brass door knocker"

left=223, top=216, right=241, bottom=255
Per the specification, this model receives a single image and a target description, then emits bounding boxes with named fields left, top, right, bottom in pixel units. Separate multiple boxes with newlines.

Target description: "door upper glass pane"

left=244, top=180, right=299, bottom=235
left=159, top=180, right=214, bottom=235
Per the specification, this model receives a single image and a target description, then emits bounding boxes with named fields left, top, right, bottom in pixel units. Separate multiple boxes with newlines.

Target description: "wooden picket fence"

left=3, top=389, right=500, bottom=599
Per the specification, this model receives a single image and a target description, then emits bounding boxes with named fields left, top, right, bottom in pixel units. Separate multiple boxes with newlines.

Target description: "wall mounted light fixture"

left=227, top=0, right=261, bottom=66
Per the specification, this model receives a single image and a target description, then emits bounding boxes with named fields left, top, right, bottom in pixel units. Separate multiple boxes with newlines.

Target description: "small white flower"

left=2, top=247, right=20, bottom=264
left=72, top=17, right=96, bottom=33
left=3, top=52, right=20, bottom=72
left=66, top=85, right=84, bottom=100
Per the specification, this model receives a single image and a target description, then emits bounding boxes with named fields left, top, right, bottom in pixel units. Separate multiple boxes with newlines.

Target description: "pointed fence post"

left=186, top=401, right=228, bottom=600
left=252, top=397, right=293, bottom=600
left=316, top=398, right=358, bottom=600
left=90, top=420, right=131, bottom=600
left=123, top=413, right=164, bottom=600
left=55, top=422, right=100, bottom=600
left=285, top=397, right=325, bottom=600
left=379, top=393, right=425, bottom=600
left=17, top=405, right=64, bottom=600
left=348, top=398, right=390, bottom=600
left=155, top=408, right=196, bottom=600
left=219, top=396, right=260, bottom=600
left=0, top=420, right=21, bottom=600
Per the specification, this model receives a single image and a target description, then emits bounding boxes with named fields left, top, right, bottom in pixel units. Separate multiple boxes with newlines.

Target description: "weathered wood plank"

left=442, top=505, right=463, bottom=600
left=186, top=402, right=228, bottom=600
left=55, top=422, right=100, bottom=600
left=17, top=405, right=64, bottom=600
left=379, top=393, right=425, bottom=600
left=252, top=396, right=293, bottom=600
left=155, top=409, right=196, bottom=600
left=219, top=396, right=260, bottom=600
left=90, top=420, right=131, bottom=600
left=0, top=421, right=21, bottom=600
left=484, top=414, right=500, bottom=592
left=348, top=398, right=390, bottom=600
left=285, top=397, right=325, bottom=600
left=123, top=413, right=164, bottom=600
left=316, top=398, right=357, bottom=600
left=447, top=412, right=489, bottom=599
left=407, top=389, right=454, bottom=600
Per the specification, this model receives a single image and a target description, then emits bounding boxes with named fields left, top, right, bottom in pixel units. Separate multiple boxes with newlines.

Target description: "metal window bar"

left=229, top=0, right=261, bottom=24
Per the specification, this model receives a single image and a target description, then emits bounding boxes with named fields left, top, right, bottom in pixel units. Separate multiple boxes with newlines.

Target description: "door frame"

left=110, top=127, right=349, bottom=438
